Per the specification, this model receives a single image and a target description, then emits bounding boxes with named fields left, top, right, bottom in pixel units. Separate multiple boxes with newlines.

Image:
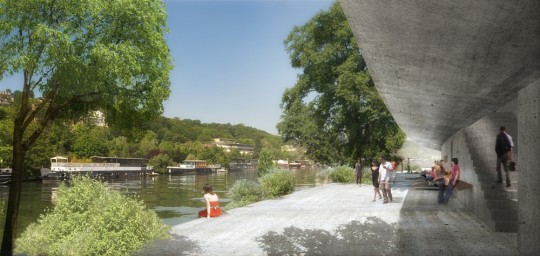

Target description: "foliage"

left=259, top=169, right=296, bottom=198
left=148, top=153, right=174, bottom=173
left=225, top=179, right=265, bottom=209
left=15, top=176, right=170, bottom=256
left=1, top=0, right=173, bottom=252
left=329, top=166, right=356, bottom=183
left=257, top=148, right=276, bottom=177
left=278, top=2, right=405, bottom=165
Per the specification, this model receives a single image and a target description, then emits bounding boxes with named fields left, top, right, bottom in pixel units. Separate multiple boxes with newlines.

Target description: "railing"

left=51, top=163, right=120, bottom=167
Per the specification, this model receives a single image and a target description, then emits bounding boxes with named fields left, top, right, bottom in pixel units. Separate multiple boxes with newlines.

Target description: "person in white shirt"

left=504, top=130, right=514, bottom=161
left=378, top=157, right=393, bottom=203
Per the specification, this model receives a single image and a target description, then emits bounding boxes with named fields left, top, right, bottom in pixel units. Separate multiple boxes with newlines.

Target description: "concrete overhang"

left=340, top=0, right=540, bottom=149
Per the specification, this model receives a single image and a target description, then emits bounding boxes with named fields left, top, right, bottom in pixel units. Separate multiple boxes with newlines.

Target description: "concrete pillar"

left=517, top=81, right=540, bottom=255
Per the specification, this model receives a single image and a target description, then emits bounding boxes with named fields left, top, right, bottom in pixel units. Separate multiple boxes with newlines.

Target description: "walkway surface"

left=135, top=173, right=521, bottom=255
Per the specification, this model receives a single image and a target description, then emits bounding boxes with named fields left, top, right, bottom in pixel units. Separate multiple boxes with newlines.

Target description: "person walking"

left=443, top=158, right=460, bottom=204
left=378, top=157, right=393, bottom=203
left=355, top=158, right=363, bottom=186
left=495, top=126, right=512, bottom=187
left=370, top=160, right=382, bottom=202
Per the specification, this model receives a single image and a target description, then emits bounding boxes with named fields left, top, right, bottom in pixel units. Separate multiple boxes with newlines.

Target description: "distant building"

left=89, top=110, right=106, bottom=127
left=0, top=90, right=14, bottom=106
left=213, top=138, right=254, bottom=155
left=281, top=145, right=305, bottom=153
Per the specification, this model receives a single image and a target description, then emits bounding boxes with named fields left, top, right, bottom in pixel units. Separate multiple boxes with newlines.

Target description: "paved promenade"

left=136, top=173, right=521, bottom=255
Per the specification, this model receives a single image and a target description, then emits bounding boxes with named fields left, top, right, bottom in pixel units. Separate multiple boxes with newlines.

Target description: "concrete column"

left=517, top=81, right=540, bottom=255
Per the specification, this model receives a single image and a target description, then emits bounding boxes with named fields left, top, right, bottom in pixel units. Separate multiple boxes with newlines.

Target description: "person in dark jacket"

left=495, top=126, right=512, bottom=187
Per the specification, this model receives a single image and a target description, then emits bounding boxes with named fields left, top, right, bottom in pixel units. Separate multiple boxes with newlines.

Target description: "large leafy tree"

left=0, top=0, right=172, bottom=253
left=278, top=2, right=405, bottom=165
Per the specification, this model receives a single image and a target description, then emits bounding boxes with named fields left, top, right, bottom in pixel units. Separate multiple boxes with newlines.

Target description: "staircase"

left=462, top=113, right=518, bottom=232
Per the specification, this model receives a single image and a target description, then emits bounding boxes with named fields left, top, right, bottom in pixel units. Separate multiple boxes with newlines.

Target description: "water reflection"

left=0, top=168, right=328, bottom=236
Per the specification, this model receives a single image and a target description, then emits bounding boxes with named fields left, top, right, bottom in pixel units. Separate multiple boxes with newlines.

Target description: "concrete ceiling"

left=340, top=0, right=540, bottom=149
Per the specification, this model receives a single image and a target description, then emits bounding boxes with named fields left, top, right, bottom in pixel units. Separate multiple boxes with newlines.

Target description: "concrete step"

left=495, top=221, right=518, bottom=233
left=491, top=208, right=518, bottom=222
left=483, top=189, right=517, bottom=200
left=486, top=199, right=518, bottom=209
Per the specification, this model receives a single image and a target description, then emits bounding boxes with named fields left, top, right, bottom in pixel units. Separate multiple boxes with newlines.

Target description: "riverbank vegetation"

left=15, top=177, right=170, bottom=256
left=226, top=169, right=296, bottom=209
left=327, top=166, right=371, bottom=184
left=0, top=104, right=287, bottom=178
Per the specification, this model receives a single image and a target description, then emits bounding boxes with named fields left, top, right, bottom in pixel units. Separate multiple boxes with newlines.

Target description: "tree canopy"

left=0, top=0, right=172, bottom=253
left=278, top=2, right=405, bottom=165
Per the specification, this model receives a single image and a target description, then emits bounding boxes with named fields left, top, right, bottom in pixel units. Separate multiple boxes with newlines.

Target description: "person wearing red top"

left=198, top=184, right=222, bottom=219
left=443, top=158, right=460, bottom=204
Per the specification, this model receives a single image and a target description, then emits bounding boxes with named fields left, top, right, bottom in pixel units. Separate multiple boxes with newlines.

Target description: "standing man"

left=355, top=158, right=363, bottom=186
left=443, top=158, right=460, bottom=204
left=495, top=126, right=512, bottom=187
left=378, top=157, right=393, bottom=203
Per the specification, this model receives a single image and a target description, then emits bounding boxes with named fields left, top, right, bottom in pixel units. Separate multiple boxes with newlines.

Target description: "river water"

left=1, top=168, right=329, bottom=237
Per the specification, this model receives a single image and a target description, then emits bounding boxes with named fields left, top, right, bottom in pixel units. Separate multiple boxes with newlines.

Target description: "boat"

left=0, top=167, right=12, bottom=184
left=40, top=156, right=153, bottom=179
left=167, top=160, right=213, bottom=174
left=216, top=167, right=228, bottom=173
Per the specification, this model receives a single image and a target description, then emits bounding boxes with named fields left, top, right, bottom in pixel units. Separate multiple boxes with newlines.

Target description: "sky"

left=0, top=0, right=334, bottom=135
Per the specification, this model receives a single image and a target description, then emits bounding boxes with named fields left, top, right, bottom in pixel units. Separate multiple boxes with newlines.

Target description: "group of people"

left=365, top=157, right=395, bottom=204
left=433, top=158, right=460, bottom=204
left=203, top=126, right=511, bottom=218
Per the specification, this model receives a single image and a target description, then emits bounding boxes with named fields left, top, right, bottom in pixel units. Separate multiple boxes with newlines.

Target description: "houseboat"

left=40, top=156, right=153, bottom=179
left=0, top=167, right=11, bottom=184
left=167, top=160, right=215, bottom=174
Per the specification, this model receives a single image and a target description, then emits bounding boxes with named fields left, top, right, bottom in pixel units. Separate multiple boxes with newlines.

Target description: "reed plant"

left=226, top=179, right=265, bottom=209
left=259, top=169, right=295, bottom=198
left=329, top=165, right=356, bottom=183
left=15, top=176, right=170, bottom=256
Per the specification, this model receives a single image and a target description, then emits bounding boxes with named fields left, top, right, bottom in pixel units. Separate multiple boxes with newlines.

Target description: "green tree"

left=72, top=134, right=110, bottom=158
left=0, top=0, right=172, bottom=253
left=257, top=148, right=276, bottom=177
left=278, top=2, right=405, bottom=165
left=109, top=136, right=131, bottom=157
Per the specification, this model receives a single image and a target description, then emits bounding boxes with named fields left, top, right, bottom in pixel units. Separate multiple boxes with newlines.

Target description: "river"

left=0, top=168, right=329, bottom=237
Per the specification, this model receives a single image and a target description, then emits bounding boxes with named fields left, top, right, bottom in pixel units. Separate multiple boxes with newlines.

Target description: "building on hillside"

left=213, top=138, right=254, bottom=155
left=90, top=110, right=106, bottom=127
left=281, top=145, right=306, bottom=154
left=0, top=90, right=14, bottom=106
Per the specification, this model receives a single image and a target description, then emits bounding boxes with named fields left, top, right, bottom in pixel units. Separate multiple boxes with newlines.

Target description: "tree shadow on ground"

left=133, top=234, right=201, bottom=256
left=257, top=217, right=397, bottom=256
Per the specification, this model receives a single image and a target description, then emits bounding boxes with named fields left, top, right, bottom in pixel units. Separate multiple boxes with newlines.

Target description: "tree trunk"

left=1, top=119, right=26, bottom=255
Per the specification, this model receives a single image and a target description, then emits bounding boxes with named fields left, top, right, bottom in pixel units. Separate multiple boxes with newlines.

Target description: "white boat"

left=167, top=160, right=213, bottom=174
left=0, top=167, right=11, bottom=184
left=41, top=156, right=153, bottom=179
left=216, top=167, right=228, bottom=173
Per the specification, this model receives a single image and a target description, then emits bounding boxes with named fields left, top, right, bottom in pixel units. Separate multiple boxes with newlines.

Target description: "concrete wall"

left=517, top=81, right=540, bottom=255
left=440, top=113, right=518, bottom=232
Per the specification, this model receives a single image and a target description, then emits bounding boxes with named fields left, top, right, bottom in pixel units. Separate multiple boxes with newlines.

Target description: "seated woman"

left=198, top=184, right=222, bottom=219
left=432, top=164, right=448, bottom=204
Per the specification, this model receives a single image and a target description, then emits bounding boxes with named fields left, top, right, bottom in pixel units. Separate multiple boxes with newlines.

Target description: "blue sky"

left=0, top=0, right=333, bottom=135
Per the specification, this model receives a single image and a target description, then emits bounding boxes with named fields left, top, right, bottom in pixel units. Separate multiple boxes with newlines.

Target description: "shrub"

left=361, top=168, right=372, bottom=184
left=257, top=148, right=276, bottom=177
left=226, top=179, right=265, bottom=209
left=15, top=176, right=170, bottom=256
left=329, top=165, right=355, bottom=183
left=259, top=169, right=296, bottom=198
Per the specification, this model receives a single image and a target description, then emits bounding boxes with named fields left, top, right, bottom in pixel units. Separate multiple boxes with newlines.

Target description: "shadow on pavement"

left=134, top=234, right=201, bottom=256
left=257, top=217, right=397, bottom=256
